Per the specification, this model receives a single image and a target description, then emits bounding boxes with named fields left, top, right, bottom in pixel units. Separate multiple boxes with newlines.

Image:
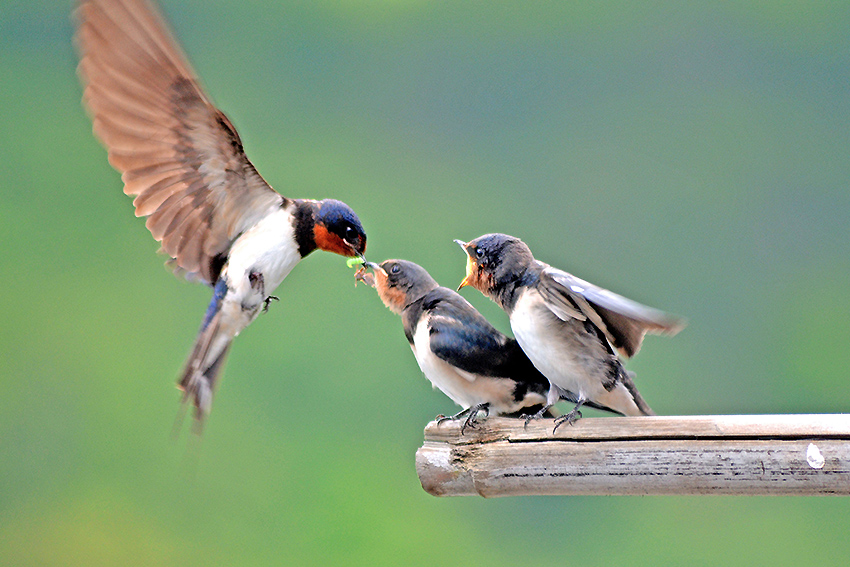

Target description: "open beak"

left=454, top=239, right=474, bottom=291
left=364, top=261, right=386, bottom=275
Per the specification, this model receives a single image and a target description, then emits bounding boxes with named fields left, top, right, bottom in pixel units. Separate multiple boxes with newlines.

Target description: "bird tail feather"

left=178, top=298, right=234, bottom=422
left=620, top=370, right=655, bottom=416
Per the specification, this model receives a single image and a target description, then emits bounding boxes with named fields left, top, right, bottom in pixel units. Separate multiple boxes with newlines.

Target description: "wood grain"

left=415, top=415, right=850, bottom=497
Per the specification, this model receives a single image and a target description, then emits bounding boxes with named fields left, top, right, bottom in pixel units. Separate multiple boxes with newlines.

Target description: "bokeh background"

left=2, top=1, right=849, bottom=565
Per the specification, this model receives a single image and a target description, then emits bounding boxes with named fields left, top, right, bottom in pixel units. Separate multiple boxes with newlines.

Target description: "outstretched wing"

left=538, top=265, right=685, bottom=358
left=75, top=0, right=285, bottom=284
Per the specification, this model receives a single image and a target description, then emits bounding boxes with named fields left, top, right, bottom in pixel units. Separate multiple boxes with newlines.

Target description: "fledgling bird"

left=356, top=259, right=619, bottom=432
left=74, top=0, right=367, bottom=422
left=456, top=234, right=685, bottom=430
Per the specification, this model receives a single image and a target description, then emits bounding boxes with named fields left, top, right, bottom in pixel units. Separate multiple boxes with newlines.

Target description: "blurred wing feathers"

left=76, top=0, right=284, bottom=284
left=539, top=266, right=685, bottom=358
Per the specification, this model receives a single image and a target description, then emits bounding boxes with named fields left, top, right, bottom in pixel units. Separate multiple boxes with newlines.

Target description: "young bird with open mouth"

left=356, top=260, right=618, bottom=432
left=456, top=234, right=685, bottom=431
left=75, top=0, right=367, bottom=423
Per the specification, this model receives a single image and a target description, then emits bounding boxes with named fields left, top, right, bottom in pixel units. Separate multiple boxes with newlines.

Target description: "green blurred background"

left=2, top=0, right=849, bottom=565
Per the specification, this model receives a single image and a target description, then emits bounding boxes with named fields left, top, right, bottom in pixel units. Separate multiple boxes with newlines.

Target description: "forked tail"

left=178, top=280, right=233, bottom=422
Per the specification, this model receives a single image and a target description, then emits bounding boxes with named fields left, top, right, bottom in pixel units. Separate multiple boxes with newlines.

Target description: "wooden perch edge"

left=415, top=414, right=850, bottom=497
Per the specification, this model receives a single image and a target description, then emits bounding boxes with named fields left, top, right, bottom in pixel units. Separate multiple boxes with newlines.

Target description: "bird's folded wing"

left=75, top=0, right=284, bottom=284
left=426, top=298, right=513, bottom=380
left=538, top=266, right=685, bottom=358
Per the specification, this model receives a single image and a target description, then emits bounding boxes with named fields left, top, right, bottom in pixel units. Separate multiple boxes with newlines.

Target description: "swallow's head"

left=456, top=233, right=532, bottom=299
left=313, top=199, right=367, bottom=258
left=359, top=259, right=438, bottom=314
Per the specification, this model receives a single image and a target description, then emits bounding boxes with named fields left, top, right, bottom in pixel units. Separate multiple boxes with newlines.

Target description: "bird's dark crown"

left=377, top=259, right=439, bottom=311
left=312, top=199, right=367, bottom=257
left=463, top=233, right=535, bottom=307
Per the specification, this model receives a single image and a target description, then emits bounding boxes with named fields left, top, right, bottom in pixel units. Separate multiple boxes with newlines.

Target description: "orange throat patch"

left=313, top=224, right=353, bottom=257
left=373, top=272, right=407, bottom=314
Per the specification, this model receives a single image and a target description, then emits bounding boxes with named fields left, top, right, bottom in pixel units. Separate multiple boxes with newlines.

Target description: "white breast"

left=224, top=207, right=302, bottom=293
left=214, top=207, right=302, bottom=337
left=410, top=316, right=519, bottom=413
left=510, top=288, right=610, bottom=402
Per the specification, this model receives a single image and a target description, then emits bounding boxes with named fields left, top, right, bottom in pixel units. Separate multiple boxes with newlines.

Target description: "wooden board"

left=415, top=415, right=850, bottom=497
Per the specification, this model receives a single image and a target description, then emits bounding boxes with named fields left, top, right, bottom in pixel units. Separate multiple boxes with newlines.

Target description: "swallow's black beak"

left=453, top=239, right=469, bottom=253
left=347, top=242, right=365, bottom=262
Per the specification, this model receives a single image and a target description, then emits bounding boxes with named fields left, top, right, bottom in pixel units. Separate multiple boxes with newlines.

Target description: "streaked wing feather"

left=539, top=266, right=685, bottom=358
left=76, top=0, right=285, bottom=284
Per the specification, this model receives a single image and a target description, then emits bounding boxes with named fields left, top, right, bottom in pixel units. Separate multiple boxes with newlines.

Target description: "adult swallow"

left=356, top=259, right=619, bottom=432
left=75, top=0, right=367, bottom=422
left=456, top=234, right=684, bottom=430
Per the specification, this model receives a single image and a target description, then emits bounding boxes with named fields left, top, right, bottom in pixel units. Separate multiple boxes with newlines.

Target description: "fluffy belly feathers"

left=510, top=289, right=612, bottom=401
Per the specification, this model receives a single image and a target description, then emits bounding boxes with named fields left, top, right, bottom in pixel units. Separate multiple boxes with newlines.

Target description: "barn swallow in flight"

left=456, top=234, right=684, bottom=431
left=356, top=259, right=619, bottom=432
left=75, top=0, right=367, bottom=422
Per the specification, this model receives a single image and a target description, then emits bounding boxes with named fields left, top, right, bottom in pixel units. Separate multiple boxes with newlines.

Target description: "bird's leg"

left=436, top=406, right=472, bottom=425
left=553, top=399, right=585, bottom=433
left=460, top=403, right=489, bottom=434
left=523, top=382, right=568, bottom=427
left=434, top=406, right=478, bottom=425
left=247, top=272, right=279, bottom=313
left=522, top=404, right=553, bottom=427
left=248, top=271, right=265, bottom=295
left=436, top=403, right=490, bottom=434
left=262, top=295, right=279, bottom=313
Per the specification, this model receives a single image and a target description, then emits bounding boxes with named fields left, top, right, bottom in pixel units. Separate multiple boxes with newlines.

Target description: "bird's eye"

left=390, top=264, right=400, bottom=275
left=344, top=226, right=358, bottom=242
left=475, top=247, right=484, bottom=258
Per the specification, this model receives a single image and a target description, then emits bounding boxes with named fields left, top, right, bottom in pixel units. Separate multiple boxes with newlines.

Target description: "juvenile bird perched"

left=356, top=259, right=618, bottom=432
left=75, top=0, right=367, bottom=422
left=456, top=234, right=684, bottom=431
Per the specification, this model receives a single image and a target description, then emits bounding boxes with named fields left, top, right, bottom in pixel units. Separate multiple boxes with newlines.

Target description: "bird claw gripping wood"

left=553, top=402, right=584, bottom=433
left=436, top=403, right=490, bottom=435
left=522, top=405, right=551, bottom=429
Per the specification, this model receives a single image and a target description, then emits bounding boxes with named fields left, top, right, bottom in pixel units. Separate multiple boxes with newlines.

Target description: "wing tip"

left=654, top=314, right=687, bottom=337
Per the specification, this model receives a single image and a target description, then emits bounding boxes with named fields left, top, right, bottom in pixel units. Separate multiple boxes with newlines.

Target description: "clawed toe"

left=552, top=409, right=583, bottom=433
left=262, top=295, right=280, bottom=313
left=434, top=403, right=489, bottom=434
left=522, top=405, right=550, bottom=428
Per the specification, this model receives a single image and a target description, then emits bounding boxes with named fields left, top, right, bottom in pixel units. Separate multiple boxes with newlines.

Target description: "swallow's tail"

left=178, top=281, right=234, bottom=422
left=620, top=370, right=655, bottom=416
left=592, top=369, right=655, bottom=417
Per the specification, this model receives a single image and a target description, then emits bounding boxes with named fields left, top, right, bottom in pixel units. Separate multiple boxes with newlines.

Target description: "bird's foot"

left=436, top=403, right=489, bottom=435
left=262, top=295, right=280, bottom=313
left=552, top=402, right=584, bottom=433
left=522, top=405, right=552, bottom=428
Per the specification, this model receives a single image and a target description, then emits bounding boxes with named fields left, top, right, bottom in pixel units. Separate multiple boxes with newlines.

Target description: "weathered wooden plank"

left=421, top=414, right=850, bottom=443
left=415, top=415, right=850, bottom=497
